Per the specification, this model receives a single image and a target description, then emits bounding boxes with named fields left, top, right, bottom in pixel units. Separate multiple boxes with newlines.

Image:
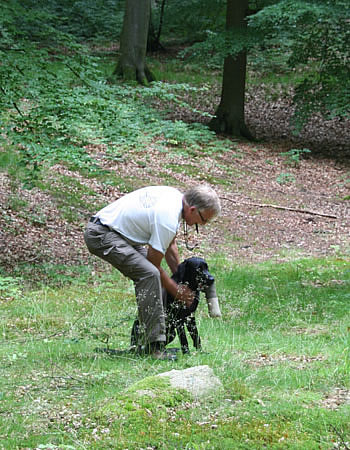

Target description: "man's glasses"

left=197, top=209, right=207, bottom=224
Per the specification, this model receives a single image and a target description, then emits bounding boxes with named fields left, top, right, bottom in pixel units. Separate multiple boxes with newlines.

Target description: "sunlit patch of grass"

left=149, top=58, right=219, bottom=85
left=247, top=49, right=307, bottom=87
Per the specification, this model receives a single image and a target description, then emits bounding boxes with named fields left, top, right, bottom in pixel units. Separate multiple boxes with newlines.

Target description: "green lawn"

left=1, top=257, right=349, bottom=449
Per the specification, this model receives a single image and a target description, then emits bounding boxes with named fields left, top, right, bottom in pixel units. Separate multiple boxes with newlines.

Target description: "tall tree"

left=147, top=0, right=166, bottom=51
left=111, top=0, right=154, bottom=84
left=209, top=0, right=253, bottom=139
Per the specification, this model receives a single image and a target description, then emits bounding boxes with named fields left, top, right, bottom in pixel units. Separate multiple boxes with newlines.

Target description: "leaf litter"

left=0, top=133, right=349, bottom=271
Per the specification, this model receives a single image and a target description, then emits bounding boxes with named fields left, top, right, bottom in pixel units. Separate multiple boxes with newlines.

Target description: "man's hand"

left=176, top=284, right=195, bottom=308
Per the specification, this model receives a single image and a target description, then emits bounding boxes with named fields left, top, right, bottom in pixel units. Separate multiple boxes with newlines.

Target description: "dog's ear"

left=174, top=260, right=187, bottom=283
left=199, top=261, right=209, bottom=272
left=176, top=259, right=198, bottom=289
left=185, top=260, right=201, bottom=291
left=184, top=260, right=196, bottom=286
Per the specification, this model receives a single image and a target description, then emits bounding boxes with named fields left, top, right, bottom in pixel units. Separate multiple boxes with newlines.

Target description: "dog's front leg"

left=130, top=319, right=141, bottom=347
left=166, top=321, right=177, bottom=346
left=176, top=320, right=190, bottom=354
left=186, top=316, right=201, bottom=350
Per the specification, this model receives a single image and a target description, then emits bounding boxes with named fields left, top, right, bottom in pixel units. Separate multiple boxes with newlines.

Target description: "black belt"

left=89, top=216, right=104, bottom=226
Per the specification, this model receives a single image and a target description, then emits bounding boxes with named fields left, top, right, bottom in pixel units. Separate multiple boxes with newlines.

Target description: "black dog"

left=131, top=257, right=215, bottom=354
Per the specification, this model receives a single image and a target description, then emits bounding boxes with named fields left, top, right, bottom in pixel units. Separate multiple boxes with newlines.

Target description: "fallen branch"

left=220, top=196, right=338, bottom=219
left=329, top=425, right=350, bottom=450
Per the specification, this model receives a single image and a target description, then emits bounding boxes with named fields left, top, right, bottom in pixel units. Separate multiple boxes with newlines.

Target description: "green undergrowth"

left=148, top=56, right=220, bottom=85
left=1, top=256, right=349, bottom=448
left=0, top=38, right=231, bottom=191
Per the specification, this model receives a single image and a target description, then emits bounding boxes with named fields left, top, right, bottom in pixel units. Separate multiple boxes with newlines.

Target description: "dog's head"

left=173, top=257, right=215, bottom=292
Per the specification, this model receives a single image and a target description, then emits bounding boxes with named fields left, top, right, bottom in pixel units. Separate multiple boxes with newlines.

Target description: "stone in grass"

left=98, top=375, right=192, bottom=421
left=96, top=367, right=224, bottom=445
left=156, top=365, right=224, bottom=399
left=99, top=366, right=223, bottom=421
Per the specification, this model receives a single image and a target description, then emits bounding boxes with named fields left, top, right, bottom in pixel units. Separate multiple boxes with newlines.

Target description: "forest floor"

left=1, top=141, right=349, bottom=275
left=1, top=82, right=349, bottom=275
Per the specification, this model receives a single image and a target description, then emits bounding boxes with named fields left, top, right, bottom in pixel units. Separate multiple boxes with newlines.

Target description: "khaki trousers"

left=84, top=222, right=166, bottom=345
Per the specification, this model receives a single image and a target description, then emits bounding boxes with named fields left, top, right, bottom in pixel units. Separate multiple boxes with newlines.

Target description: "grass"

left=1, top=256, right=349, bottom=448
left=146, top=52, right=222, bottom=85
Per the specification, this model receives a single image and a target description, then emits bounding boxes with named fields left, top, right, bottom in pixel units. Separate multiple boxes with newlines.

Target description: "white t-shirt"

left=96, top=186, right=183, bottom=254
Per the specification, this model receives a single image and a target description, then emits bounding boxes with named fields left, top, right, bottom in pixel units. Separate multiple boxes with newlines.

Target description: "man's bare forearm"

left=165, top=239, right=180, bottom=274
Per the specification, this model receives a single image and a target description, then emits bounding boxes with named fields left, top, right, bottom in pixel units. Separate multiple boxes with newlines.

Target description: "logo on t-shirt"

left=139, top=191, right=157, bottom=208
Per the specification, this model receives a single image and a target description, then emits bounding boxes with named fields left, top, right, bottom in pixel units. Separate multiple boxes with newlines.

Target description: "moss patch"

left=97, top=375, right=194, bottom=446
left=99, top=375, right=192, bottom=417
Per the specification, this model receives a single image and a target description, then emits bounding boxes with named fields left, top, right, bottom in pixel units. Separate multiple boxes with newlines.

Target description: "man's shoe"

left=151, top=349, right=177, bottom=361
left=137, top=341, right=177, bottom=361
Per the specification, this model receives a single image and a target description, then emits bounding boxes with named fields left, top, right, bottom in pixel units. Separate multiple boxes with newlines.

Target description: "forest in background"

left=1, top=0, right=349, bottom=173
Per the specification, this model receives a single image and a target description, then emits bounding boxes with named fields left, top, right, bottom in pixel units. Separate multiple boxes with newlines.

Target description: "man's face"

left=184, top=206, right=215, bottom=227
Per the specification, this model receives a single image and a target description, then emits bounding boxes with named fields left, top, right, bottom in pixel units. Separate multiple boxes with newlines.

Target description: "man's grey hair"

left=183, top=185, right=221, bottom=216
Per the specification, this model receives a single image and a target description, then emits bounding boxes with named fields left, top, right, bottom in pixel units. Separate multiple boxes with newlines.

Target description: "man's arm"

left=165, top=238, right=180, bottom=275
left=147, top=245, right=194, bottom=307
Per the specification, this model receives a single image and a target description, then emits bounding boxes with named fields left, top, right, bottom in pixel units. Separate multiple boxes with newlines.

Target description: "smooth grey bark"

left=112, top=0, right=154, bottom=84
left=209, top=0, right=253, bottom=139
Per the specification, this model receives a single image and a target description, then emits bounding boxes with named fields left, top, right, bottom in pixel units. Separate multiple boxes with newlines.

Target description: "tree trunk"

left=209, top=0, right=253, bottom=139
left=147, top=0, right=166, bottom=52
left=111, top=0, right=154, bottom=84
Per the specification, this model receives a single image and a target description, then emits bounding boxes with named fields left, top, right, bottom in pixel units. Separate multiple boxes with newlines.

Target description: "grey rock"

left=157, top=365, right=223, bottom=398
